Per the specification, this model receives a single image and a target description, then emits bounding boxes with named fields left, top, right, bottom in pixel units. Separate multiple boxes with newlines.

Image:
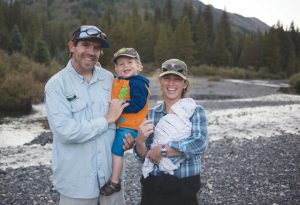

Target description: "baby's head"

left=112, top=48, right=143, bottom=78
left=170, top=98, right=197, bottom=120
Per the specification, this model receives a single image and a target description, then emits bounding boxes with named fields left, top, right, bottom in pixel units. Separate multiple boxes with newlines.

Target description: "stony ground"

left=1, top=78, right=300, bottom=205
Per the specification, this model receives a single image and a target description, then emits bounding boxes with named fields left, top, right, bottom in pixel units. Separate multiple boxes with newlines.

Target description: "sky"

left=200, top=0, right=300, bottom=29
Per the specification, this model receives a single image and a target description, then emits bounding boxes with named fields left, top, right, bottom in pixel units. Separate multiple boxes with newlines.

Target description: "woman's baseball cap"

left=71, top=25, right=109, bottom=48
left=159, top=59, right=188, bottom=80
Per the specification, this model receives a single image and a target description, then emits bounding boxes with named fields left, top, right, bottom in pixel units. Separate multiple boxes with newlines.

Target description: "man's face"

left=69, top=40, right=102, bottom=75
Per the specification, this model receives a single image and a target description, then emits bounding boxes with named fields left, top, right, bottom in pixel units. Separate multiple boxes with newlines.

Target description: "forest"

left=0, top=0, right=300, bottom=111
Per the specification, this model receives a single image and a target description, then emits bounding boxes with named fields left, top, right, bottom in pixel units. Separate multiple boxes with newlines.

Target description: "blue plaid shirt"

left=133, top=102, right=208, bottom=178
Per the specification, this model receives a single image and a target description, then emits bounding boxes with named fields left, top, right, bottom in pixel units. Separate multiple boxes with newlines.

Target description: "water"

left=1, top=94, right=300, bottom=170
left=0, top=104, right=48, bottom=147
left=0, top=79, right=295, bottom=148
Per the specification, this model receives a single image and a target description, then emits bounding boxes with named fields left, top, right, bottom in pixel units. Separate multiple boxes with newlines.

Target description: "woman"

left=132, top=59, right=208, bottom=205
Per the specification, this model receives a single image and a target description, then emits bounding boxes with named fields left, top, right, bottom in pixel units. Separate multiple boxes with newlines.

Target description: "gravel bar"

left=1, top=79, right=300, bottom=205
left=1, top=133, right=299, bottom=205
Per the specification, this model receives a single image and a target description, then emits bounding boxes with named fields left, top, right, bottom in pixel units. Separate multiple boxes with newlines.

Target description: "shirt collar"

left=153, top=102, right=166, bottom=114
left=66, top=60, right=105, bottom=83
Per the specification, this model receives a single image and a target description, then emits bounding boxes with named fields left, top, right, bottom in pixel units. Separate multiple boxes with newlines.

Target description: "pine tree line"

left=0, top=0, right=300, bottom=78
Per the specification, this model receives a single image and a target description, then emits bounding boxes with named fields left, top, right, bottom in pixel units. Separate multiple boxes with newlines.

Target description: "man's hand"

left=105, top=99, right=129, bottom=124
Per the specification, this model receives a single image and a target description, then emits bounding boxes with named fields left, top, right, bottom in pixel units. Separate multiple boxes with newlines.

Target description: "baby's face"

left=115, top=57, right=141, bottom=78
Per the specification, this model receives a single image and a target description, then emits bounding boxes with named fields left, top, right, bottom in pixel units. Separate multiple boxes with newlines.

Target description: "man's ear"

left=68, top=41, right=76, bottom=53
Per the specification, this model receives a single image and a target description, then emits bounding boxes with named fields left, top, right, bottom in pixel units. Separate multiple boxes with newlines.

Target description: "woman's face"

left=160, top=74, right=188, bottom=102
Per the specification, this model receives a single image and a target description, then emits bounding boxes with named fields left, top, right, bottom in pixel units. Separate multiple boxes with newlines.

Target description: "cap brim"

left=159, top=71, right=187, bottom=80
left=100, top=39, right=109, bottom=48
left=79, top=37, right=109, bottom=48
left=112, top=54, right=137, bottom=63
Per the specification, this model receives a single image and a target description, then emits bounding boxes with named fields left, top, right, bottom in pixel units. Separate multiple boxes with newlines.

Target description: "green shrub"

left=0, top=50, right=64, bottom=111
left=189, top=64, right=289, bottom=79
left=207, top=76, right=221, bottom=81
left=289, top=72, right=300, bottom=94
left=0, top=72, right=43, bottom=111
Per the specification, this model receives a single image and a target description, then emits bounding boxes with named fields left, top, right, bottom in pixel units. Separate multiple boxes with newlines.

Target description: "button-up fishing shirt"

left=45, top=60, right=115, bottom=198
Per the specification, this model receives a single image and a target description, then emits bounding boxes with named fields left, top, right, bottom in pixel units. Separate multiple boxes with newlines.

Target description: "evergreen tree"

left=275, top=23, right=289, bottom=71
left=104, top=20, right=128, bottom=66
left=154, top=23, right=172, bottom=65
left=212, top=27, right=229, bottom=66
left=34, top=38, right=51, bottom=65
left=123, top=4, right=142, bottom=48
left=0, top=2, right=9, bottom=52
left=169, top=16, right=195, bottom=65
left=262, top=29, right=281, bottom=74
left=181, top=0, right=194, bottom=24
left=203, top=5, right=215, bottom=49
left=232, top=35, right=246, bottom=67
left=163, top=0, right=173, bottom=21
left=6, top=1, right=22, bottom=31
left=10, top=24, right=23, bottom=53
left=289, top=22, right=299, bottom=56
left=40, top=14, right=52, bottom=56
left=163, top=0, right=176, bottom=27
left=136, top=20, right=155, bottom=63
left=103, top=6, right=113, bottom=26
left=242, top=34, right=263, bottom=69
left=153, top=6, right=162, bottom=24
left=219, top=10, right=232, bottom=52
left=0, top=1, right=5, bottom=29
left=286, top=44, right=297, bottom=75
left=144, top=3, right=150, bottom=21
left=211, top=10, right=233, bottom=66
left=193, top=14, right=209, bottom=65
left=22, top=15, right=41, bottom=58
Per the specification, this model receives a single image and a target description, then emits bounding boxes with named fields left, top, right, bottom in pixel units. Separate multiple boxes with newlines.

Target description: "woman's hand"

left=147, top=145, right=162, bottom=164
left=135, top=119, right=154, bottom=144
left=135, top=119, right=154, bottom=157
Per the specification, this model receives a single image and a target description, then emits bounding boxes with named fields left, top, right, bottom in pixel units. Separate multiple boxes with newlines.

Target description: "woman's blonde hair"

left=182, top=79, right=190, bottom=98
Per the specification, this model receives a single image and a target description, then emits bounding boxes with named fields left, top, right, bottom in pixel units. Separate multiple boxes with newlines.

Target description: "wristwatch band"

left=161, top=144, right=167, bottom=157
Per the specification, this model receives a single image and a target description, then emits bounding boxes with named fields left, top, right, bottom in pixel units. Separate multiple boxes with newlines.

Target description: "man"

left=45, top=25, right=128, bottom=205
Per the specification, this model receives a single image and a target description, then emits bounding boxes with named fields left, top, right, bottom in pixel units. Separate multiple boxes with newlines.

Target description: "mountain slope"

left=16, top=0, right=270, bottom=34
left=190, top=0, right=269, bottom=33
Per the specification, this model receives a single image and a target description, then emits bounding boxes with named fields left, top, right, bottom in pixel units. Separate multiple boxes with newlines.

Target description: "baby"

left=142, top=98, right=197, bottom=178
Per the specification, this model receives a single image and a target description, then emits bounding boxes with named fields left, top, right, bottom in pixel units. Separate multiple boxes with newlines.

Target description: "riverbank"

left=1, top=79, right=300, bottom=204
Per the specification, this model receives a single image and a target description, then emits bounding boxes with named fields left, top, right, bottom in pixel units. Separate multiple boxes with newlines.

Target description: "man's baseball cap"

left=159, top=59, right=188, bottom=80
left=71, top=25, right=109, bottom=48
left=112, top=48, right=141, bottom=64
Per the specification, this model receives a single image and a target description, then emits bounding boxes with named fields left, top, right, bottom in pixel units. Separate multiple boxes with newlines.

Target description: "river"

left=0, top=78, right=298, bottom=148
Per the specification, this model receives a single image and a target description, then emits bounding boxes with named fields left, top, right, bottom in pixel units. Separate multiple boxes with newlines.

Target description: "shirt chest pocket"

left=70, top=99, right=87, bottom=119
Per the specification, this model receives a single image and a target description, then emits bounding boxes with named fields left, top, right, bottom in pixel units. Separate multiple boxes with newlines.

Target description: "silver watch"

left=161, top=144, right=167, bottom=157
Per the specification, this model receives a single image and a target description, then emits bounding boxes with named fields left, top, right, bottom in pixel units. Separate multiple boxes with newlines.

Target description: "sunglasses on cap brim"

left=161, top=64, right=185, bottom=73
left=73, top=26, right=107, bottom=41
